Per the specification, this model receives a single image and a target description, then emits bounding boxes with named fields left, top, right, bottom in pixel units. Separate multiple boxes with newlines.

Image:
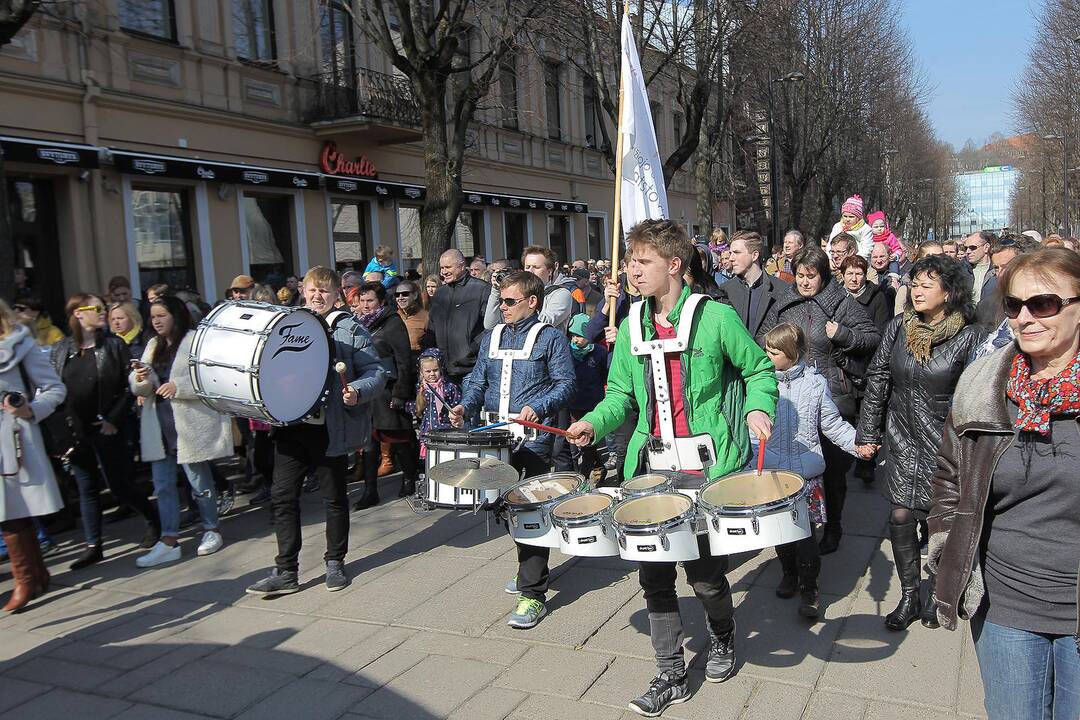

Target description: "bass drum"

left=189, top=301, right=331, bottom=425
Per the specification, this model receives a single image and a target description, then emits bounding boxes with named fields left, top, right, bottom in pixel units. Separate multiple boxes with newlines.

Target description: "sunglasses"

left=394, top=291, right=414, bottom=297
left=76, top=305, right=105, bottom=314
left=499, top=297, right=524, bottom=307
left=1003, top=294, right=1080, bottom=319
left=964, top=244, right=983, bottom=251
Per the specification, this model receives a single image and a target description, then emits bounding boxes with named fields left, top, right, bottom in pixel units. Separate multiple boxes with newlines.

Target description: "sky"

left=901, top=0, right=1038, bottom=149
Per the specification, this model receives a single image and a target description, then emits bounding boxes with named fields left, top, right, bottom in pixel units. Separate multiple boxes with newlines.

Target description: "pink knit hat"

left=841, top=195, right=864, bottom=218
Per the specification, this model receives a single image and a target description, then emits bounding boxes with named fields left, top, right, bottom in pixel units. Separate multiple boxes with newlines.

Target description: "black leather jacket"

left=423, top=273, right=491, bottom=379
left=367, top=308, right=415, bottom=432
left=856, top=316, right=984, bottom=510
left=50, top=333, right=134, bottom=431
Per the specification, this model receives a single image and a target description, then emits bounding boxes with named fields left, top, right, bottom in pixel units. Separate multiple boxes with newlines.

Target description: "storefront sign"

left=319, top=141, right=378, bottom=179
left=112, top=150, right=321, bottom=190
left=0, top=135, right=101, bottom=168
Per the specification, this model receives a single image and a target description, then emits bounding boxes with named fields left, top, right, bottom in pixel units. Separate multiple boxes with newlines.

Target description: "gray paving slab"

left=354, top=654, right=504, bottom=719
left=495, top=645, right=614, bottom=699
left=1, top=687, right=131, bottom=720
left=304, top=626, right=417, bottom=684
left=111, top=706, right=217, bottom=720
left=504, top=694, right=626, bottom=720
left=4, top=654, right=125, bottom=693
left=169, top=605, right=314, bottom=648
left=957, top=628, right=987, bottom=718
left=447, top=686, right=528, bottom=720
left=836, top=483, right=891, bottom=538
left=94, top=642, right=225, bottom=699
left=398, top=630, right=529, bottom=666
left=0, top=627, right=63, bottom=669
left=865, top=701, right=963, bottom=720
left=234, top=677, right=374, bottom=720
left=345, top=641, right=428, bottom=688
left=128, top=658, right=292, bottom=718
left=800, top=690, right=867, bottom=720
left=740, top=680, right=813, bottom=720
left=205, top=643, right=325, bottom=676
left=395, top=561, right=526, bottom=636
left=0, top=675, right=51, bottom=713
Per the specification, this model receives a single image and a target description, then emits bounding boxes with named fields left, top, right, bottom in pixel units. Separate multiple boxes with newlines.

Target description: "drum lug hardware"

left=711, top=516, right=719, bottom=532
left=618, top=532, right=626, bottom=550
left=791, top=505, right=799, bottom=524
left=561, top=528, right=569, bottom=544
left=510, top=513, right=518, bottom=529
left=751, top=514, right=760, bottom=535
left=659, top=530, right=670, bottom=552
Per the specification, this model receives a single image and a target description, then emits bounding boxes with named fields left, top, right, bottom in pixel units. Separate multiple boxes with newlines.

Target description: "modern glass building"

left=950, top=165, right=1018, bottom=238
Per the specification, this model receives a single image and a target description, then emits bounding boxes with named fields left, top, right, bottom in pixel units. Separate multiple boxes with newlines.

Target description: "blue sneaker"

left=504, top=576, right=519, bottom=594
left=507, top=597, right=546, bottom=629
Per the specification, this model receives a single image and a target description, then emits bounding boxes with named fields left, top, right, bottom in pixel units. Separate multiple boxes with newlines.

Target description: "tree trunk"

left=416, top=77, right=461, bottom=272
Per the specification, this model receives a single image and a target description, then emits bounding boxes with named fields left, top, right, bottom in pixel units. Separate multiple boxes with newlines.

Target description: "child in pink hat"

left=866, top=210, right=903, bottom=259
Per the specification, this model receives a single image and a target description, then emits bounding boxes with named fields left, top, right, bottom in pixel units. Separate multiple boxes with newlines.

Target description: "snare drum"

left=611, top=493, right=700, bottom=562
left=424, top=429, right=514, bottom=508
left=189, top=301, right=331, bottom=424
left=698, top=470, right=810, bottom=555
left=502, top=473, right=587, bottom=547
left=551, top=493, right=619, bottom=557
left=619, top=473, right=674, bottom=501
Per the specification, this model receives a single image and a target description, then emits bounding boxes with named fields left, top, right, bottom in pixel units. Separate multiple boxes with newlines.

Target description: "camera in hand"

left=492, top=268, right=512, bottom=286
left=2, top=390, right=25, bottom=408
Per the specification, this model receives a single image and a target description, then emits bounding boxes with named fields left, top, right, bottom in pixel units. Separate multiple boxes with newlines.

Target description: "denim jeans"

left=971, top=614, right=1080, bottom=720
left=151, top=457, right=219, bottom=537
left=70, top=431, right=157, bottom=546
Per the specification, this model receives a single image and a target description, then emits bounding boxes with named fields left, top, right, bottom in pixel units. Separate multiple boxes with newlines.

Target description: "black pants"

left=606, top=409, right=638, bottom=485
left=512, top=446, right=552, bottom=602
left=822, top=436, right=853, bottom=532
left=637, top=535, right=734, bottom=635
left=70, top=431, right=157, bottom=547
left=775, top=527, right=821, bottom=583
left=270, top=423, right=349, bottom=573
left=252, top=429, right=274, bottom=486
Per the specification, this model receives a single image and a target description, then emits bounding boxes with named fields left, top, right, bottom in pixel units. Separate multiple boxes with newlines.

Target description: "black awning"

left=111, top=150, right=322, bottom=190
left=0, top=135, right=101, bottom=168
left=324, top=174, right=588, bottom=213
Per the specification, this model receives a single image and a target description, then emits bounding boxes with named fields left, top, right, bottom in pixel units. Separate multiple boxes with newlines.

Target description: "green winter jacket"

left=581, top=286, right=778, bottom=481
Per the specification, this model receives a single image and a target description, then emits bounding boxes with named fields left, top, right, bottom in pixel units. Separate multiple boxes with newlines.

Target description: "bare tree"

left=347, top=0, right=542, bottom=268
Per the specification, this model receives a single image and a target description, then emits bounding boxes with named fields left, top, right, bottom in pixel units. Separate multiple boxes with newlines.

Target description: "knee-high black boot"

left=352, top=450, right=381, bottom=510
left=885, top=520, right=921, bottom=631
left=921, top=567, right=940, bottom=629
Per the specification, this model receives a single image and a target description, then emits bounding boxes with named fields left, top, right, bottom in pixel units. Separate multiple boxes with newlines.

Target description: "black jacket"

left=50, top=333, right=134, bottom=431
left=852, top=282, right=895, bottom=333
left=367, top=309, right=416, bottom=432
left=759, top=280, right=881, bottom=419
left=856, top=316, right=985, bottom=511
left=715, top=271, right=789, bottom=340
left=423, top=272, right=491, bottom=379
left=975, top=274, right=1005, bottom=332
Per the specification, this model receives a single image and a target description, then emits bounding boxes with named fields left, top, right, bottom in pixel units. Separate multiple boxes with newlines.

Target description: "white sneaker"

left=136, top=541, right=181, bottom=568
left=197, top=530, right=224, bottom=557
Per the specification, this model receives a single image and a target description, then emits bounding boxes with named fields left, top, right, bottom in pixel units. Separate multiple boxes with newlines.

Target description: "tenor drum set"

left=420, top=428, right=813, bottom=562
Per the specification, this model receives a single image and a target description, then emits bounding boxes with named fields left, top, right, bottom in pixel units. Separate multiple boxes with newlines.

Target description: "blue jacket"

left=323, top=314, right=389, bottom=456
left=461, top=314, right=576, bottom=456
left=752, top=362, right=856, bottom=478
left=570, top=344, right=608, bottom=415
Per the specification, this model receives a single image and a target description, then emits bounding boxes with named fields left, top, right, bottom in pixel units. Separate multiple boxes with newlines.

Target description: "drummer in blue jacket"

left=246, top=266, right=387, bottom=598
left=449, top=270, right=576, bottom=630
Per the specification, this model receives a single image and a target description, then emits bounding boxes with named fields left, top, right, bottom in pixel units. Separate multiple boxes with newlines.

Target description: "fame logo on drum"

left=270, top=322, right=314, bottom=359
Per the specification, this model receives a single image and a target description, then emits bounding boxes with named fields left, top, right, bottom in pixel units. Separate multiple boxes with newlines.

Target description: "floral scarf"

left=903, top=310, right=966, bottom=365
left=356, top=303, right=389, bottom=330
left=1006, top=351, right=1080, bottom=435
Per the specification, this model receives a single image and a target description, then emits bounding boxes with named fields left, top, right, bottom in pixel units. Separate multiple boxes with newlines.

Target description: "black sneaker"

left=628, top=672, right=691, bottom=717
left=249, top=486, right=271, bottom=505
left=775, top=573, right=798, bottom=599
left=705, top=622, right=737, bottom=683
left=798, top=589, right=820, bottom=619
left=245, top=568, right=300, bottom=597
left=325, top=561, right=349, bottom=592
left=69, top=545, right=103, bottom=571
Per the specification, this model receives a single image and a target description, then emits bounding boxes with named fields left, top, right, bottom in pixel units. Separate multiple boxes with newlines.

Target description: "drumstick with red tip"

left=509, top=417, right=570, bottom=437
left=334, top=361, right=348, bottom=391
left=756, top=433, right=767, bottom=477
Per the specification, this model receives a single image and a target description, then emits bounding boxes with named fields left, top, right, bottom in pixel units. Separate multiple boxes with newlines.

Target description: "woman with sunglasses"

left=928, top=248, right=1080, bottom=720
left=50, top=293, right=159, bottom=570
left=394, top=281, right=428, bottom=366
left=855, top=255, right=984, bottom=631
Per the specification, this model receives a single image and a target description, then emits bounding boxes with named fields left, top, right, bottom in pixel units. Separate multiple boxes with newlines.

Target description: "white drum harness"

left=482, top=322, right=549, bottom=440
left=628, top=293, right=716, bottom=472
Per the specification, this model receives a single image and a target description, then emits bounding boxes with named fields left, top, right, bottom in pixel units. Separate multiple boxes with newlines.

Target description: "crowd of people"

left=1, top=194, right=1077, bottom=719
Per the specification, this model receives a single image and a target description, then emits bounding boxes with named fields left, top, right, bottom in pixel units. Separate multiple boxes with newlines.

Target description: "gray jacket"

left=484, top=273, right=577, bottom=333
left=322, top=312, right=388, bottom=457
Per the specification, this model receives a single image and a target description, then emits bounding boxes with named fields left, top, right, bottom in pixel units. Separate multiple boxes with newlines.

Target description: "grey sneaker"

left=325, top=561, right=349, bottom=592
left=704, top=621, right=737, bottom=683
left=628, top=672, right=690, bottom=717
left=245, top=568, right=300, bottom=597
left=507, top=597, right=546, bottom=629
left=504, top=575, right=520, bottom=594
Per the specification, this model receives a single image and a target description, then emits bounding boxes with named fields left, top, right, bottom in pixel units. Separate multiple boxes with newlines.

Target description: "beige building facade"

left=1, top=1, right=715, bottom=321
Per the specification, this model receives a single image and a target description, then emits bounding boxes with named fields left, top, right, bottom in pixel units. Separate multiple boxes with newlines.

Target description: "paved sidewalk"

left=0, top=477, right=986, bottom=720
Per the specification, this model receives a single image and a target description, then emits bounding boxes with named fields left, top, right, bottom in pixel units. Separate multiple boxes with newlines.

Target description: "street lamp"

left=1044, top=133, right=1068, bottom=235
left=765, top=69, right=805, bottom=251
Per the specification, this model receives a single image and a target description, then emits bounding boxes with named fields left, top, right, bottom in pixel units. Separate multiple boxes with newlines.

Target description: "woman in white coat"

left=131, top=296, right=232, bottom=567
left=0, top=299, right=66, bottom=612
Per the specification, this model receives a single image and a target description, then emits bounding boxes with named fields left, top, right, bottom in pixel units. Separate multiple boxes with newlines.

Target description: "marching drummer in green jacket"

left=568, top=218, right=777, bottom=717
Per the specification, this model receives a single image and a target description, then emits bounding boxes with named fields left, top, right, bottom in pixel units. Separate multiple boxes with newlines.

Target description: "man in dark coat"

left=715, top=230, right=788, bottom=338
left=423, top=249, right=491, bottom=385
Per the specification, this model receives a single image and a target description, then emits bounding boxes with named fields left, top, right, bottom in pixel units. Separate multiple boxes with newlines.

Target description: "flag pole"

left=607, top=0, right=631, bottom=329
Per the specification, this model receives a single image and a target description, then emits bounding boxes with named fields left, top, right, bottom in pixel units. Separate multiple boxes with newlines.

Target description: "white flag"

left=619, top=14, right=669, bottom=235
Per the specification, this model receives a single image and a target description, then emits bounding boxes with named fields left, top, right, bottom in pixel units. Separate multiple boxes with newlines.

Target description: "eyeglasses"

left=76, top=305, right=105, bottom=314
left=1003, top=294, right=1080, bottom=319
left=394, top=291, right=414, bottom=297
left=499, top=297, right=524, bottom=307
left=964, top=244, right=983, bottom=251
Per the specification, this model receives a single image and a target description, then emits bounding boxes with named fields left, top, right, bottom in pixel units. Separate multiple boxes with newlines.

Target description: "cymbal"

left=427, top=457, right=520, bottom=490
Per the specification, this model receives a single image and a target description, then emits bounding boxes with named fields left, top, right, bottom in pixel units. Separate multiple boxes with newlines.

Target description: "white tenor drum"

left=189, top=301, right=331, bottom=425
left=698, top=470, right=810, bottom=555
left=502, top=472, right=587, bottom=548
left=619, top=473, right=674, bottom=501
left=612, top=493, right=700, bottom=562
left=551, top=493, right=619, bottom=557
left=424, top=429, right=514, bottom=508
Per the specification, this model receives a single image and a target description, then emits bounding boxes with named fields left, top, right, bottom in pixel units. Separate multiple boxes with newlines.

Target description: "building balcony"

left=310, top=68, right=422, bottom=145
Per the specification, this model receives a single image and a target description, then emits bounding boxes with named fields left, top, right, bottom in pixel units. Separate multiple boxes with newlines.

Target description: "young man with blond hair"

left=568, top=219, right=777, bottom=716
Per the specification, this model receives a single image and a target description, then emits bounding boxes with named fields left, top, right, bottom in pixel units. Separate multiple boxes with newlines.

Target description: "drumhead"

left=700, top=471, right=805, bottom=508
left=426, top=429, right=515, bottom=448
left=622, top=474, right=671, bottom=492
left=613, top=494, right=693, bottom=526
left=257, top=308, right=331, bottom=422
left=505, top=473, right=583, bottom=506
left=553, top=493, right=612, bottom=519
